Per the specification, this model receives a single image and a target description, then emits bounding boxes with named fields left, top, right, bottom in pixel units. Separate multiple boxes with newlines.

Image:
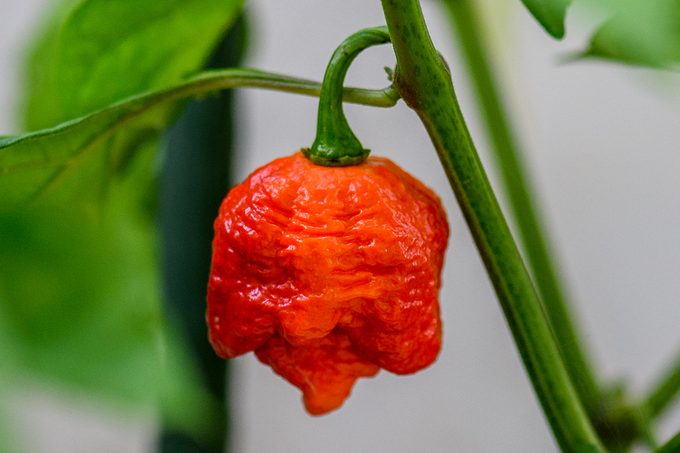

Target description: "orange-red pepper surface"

left=207, top=151, right=449, bottom=415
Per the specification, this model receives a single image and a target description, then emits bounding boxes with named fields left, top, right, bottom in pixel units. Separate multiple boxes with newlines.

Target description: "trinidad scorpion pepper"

left=207, top=152, right=448, bottom=414
left=206, top=27, right=450, bottom=415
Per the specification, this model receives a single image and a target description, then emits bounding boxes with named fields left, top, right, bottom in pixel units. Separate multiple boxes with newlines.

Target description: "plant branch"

left=656, top=430, right=680, bottom=453
left=440, top=0, right=601, bottom=412
left=380, top=0, right=604, bottom=450
left=192, top=69, right=399, bottom=107
left=644, top=350, right=680, bottom=419
left=6, top=68, right=399, bottom=152
left=0, top=68, right=398, bottom=206
left=2, top=69, right=398, bottom=155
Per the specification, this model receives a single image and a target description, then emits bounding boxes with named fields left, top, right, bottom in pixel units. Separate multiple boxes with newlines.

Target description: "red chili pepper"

left=207, top=151, right=449, bottom=415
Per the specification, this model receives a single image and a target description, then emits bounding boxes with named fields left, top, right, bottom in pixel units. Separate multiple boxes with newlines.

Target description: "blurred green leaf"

left=2, top=0, right=245, bottom=441
left=159, top=318, right=222, bottom=441
left=0, top=201, right=159, bottom=403
left=0, top=148, right=218, bottom=438
left=582, top=0, right=680, bottom=68
left=518, top=0, right=571, bottom=38
left=0, top=397, right=16, bottom=453
left=1, top=69, right=313, bottom=206
left=24, top=0, right=245, bottom=130
left=17, top=0, right=245, bottom=210
left=2, top=79, right=182, bottom=207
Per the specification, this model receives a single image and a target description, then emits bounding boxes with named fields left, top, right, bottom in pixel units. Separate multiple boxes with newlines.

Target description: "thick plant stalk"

left=656, top=430, right=680, bottom=453
left=441, top=0, right=601, bottom=412
left=380, top=0, right=604, bottom=450
left=644, top=351, right=680, bottom=419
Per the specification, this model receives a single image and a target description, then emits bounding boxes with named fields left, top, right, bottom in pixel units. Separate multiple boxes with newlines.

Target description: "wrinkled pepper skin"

left=207, top=151, right=449, bottom=415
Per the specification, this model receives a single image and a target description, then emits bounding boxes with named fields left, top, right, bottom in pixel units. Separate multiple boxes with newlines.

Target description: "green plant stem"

left=644, top=351, right=680, bottom=419
left=441, top=0, right=601, bottom=412
left=190, top=69, right=399, bottom=107
left=656, top=431, right=680, bottom=453
left=307, top=27, right=391, bottom=166
left=380, top=1, right=604, bottom=450
left=3, top=69, right=398, bottom=147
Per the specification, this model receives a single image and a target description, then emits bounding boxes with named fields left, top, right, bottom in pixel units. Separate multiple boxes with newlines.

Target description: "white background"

left=2, top=0, right=680, bottom=452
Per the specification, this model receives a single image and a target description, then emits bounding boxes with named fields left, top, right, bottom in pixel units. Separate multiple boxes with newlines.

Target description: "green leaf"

left=0, top=153, right=217, bottom=439
left=159, top=318, right=222, bottom=441
left=1, top=68, right=383, bottom=207
left=519, top=0, right=571, bottom=39
left=0, top=390, right=17, bottom=453
left=1, top=70, right=226, bottom=205
left=4, top=0, right=244, bottom=442
left=0, top=203, right=158, bottom=403
left=582, top=0, right=680, bottom=68
left=19, top=0, right=245, bottom=211
left=24, top=0, right=245, bottom=130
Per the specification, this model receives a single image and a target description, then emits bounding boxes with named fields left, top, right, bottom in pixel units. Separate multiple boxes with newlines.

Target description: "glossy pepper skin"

left=207, top=151, right=449, bottom=415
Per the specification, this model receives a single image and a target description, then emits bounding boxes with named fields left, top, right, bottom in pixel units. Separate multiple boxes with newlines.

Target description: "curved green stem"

left=644, top=350, right=680, bottom=419
left=192, top=68, right=398, bottom=108
left=441, top=0, right=601, bottom=413
left=380, top=1, right=604, bottom=451
left=305, top=27, right=392, bottom=166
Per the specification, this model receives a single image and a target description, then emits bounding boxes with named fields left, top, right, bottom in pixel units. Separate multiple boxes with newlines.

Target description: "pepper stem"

left=304, top=27, right=392, bottom=166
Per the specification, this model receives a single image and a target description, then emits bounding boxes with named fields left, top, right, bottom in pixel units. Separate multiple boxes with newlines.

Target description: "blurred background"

left=1, top=0, right=680, bottom=452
